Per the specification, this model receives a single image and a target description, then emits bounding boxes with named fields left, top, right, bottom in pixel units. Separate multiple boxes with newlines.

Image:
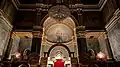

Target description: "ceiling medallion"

left=48, top=5, right=71, bottom=21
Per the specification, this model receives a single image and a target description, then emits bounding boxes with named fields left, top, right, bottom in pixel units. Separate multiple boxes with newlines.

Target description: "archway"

left=40, top=14, right=78, bottom=27
left=48, top=43, right=71, bottom=57
left=48, top=44, right=71, bottom=67
left=42, top=16, right=77, bottom=43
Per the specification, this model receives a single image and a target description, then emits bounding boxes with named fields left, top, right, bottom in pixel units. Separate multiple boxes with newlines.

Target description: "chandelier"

left=48, top=5, right=71, bottom=21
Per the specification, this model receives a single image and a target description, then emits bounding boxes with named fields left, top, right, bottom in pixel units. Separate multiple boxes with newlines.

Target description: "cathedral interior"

left=0, top=0, right=120, bottom=67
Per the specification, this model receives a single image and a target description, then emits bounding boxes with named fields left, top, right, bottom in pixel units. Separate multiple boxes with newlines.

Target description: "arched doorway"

left=47, top=43, right=71, bottom=67
left=48, top=43, right=71, bottom=57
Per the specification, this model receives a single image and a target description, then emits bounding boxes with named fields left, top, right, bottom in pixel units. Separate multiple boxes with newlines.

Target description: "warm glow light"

left=96, top=52, right=105, bottom=59
left=55, top=56, right=61, bottom=59
left=15, top=52, right=21, bottom=59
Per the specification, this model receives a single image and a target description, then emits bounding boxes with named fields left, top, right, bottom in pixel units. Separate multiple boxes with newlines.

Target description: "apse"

left=43, top=17, right=75, bottom=43
left=46, top=23, right=73, bottom=43
left=49, top=46, right=69, bottom=58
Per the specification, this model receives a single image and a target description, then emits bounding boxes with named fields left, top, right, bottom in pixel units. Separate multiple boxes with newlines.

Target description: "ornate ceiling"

left=12, top=0, right=106, bottom=11
left=13, top=0, right=106, bottom=31
left=18, top=0, right=100, bottom=4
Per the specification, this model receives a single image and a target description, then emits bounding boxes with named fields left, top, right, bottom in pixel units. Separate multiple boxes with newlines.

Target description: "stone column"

left=77, top=8, right=87, bottom=55
left=77, top=8, right=89, bottom=66
left=31, top=8, right=43, bottom=54
left=0, top=12, right=13, bottom=60
left=105, top=32, right=114, bottom=60
left=31, top=26, right=43, bottom=54
left=77, top=26, right=87, bottom=54
left=77, top=26, right=89, bottom=66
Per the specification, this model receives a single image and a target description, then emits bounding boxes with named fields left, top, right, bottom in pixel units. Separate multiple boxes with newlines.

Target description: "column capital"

left=77, top=32, right=85, bottom=38
left=32, top=31, right=42, bottom=38
left=33, top=26, right=42, bottom=31
left=76, top=26, right=86, bottom=38
left=76, top=26, right=85, bottom=31
left=32, top=26, right=43, bottom=38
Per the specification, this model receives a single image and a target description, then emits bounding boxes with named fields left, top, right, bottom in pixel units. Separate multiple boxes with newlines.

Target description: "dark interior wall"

left=0, top=0, right=2, bottom=7
left=19, top=0, right=37, bottom=4
left=81, top=0, right=100, bottom=4
left=31, top=38, right=41, bottom=54
left=14, top=11, right=105, bottom=30
left=0, top=0, right=17, bottom=24
left=0, top=0, right=5, bottom=9
left=102, top=0, right=118, bottom=24
left=83, top=11, right=104, bottom=30
left=13, top=11, right=36, bottom=30
left=115, top=0, right=120, bottom=8
left=13, top=10, right=48, bottom=30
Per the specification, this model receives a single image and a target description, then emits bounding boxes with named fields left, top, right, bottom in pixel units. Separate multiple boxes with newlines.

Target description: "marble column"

left=3, top=31, right=13, bottom=60
left=77, top=8, right=87, bottom=55
left=0, top=12, right=13, bottom=60
left=77, top=26, right=87, bottom=54
left=31, top=8, right=43, bottom=54
left=77, top=9, right=88, bottom=66
left=105, top=8, right=120, bottom=61
left=76, top=26, right=88, bottom=65
left=105, top=32, right=114, bottom=60
left=31, top=26, right=43, bottom=54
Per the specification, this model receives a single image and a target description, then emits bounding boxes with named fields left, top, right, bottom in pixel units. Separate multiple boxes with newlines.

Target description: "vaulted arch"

left=48, top=43, right=71, bottom=57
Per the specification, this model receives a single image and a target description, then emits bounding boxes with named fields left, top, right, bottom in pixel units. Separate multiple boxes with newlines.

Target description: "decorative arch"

left=40, top=14, right=79, bottom=27
left=48, top=43, right=71, bottom=57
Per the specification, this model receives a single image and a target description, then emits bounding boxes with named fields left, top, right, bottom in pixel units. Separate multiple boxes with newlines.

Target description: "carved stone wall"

left=0, top=12, right=13, bottom=59
left=105, top=9, right=120, bottom=61
left=107, top=21, right=120, bottom=61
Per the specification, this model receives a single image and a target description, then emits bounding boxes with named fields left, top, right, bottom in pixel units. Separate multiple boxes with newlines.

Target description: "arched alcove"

left=40, top=14, right=78, bottom=27
left=42, top=15, right=77, bottom=43
left=48, top=43, right=71, bottom=57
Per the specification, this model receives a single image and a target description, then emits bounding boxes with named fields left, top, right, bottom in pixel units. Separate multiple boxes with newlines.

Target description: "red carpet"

left=54, top=59, right=64, bottom=67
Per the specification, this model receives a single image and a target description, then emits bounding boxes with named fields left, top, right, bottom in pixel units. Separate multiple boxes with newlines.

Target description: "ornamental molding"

left=12, top=0, right=107, bottom=12
left=0, top=9, right=13, bottom=31
left=105, top=8, right=120, bottom=32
